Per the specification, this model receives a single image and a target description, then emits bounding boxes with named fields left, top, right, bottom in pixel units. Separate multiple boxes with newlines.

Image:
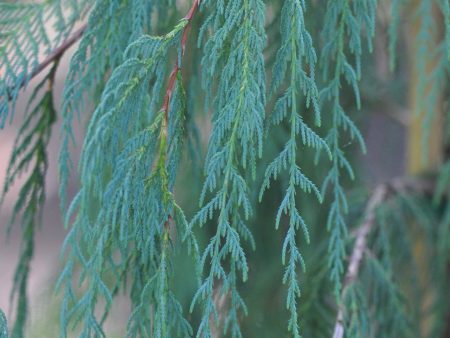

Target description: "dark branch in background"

left=332, top=177, right=436, bottom=338
left=7, top=24, right=86, bottom=100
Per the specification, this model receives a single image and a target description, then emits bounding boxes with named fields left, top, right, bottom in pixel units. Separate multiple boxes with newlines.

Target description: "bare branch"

left=332, top=176, right=435, bottom=338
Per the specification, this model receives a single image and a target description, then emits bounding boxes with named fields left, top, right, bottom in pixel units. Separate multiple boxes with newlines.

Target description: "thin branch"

left=7, top=24, right=87, bottom=99
left=332, top=184, right=387, bottom=338
left=159, top=0, right=199, bottom=239
left=332, top=176, right=435, bottom=338
left=161, top=0, right=199, bottom=117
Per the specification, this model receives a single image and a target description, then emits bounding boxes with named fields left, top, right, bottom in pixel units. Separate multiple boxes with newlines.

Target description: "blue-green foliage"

left=0, top=0, right=89, bottom=127
left=361, top=204, right=411, bottom=337
left=190, top=0, right=266, bottom=337
left=414, top=0, right=450, bottom=159
left=435, top=160, right=450, bottom=204
left=365, top=257, right=410, bottom=337
left=431, top=160, right=450, bottom=336
left=338, top=188, right=447, bottom=338
left=433, top=200, right=450, bottom=336
left=1, top=1, right=450, bottom=338
left=320, top=0, right=376, bottom=296
left=259, top=1, right=330, bottom=336
left=388, top=0, right=408, bottom=71
left=59, top=0, right=155, bottom=211
left=0, top=310, right=7, bottom=338
left=0, top=64, right=58, bottom=338
left=443, top=0, right=450, bottom=60
left=389, top=0, right=449, bottom=160
left=57, top=20, right=197, bottom=337
left=341, top=282, right=371, bottom=338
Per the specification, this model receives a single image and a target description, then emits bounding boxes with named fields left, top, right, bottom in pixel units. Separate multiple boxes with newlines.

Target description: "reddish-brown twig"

left=161, top=0, right=199, bottom=117
left=159, top=0, right=200, bottom=233
left=6, top=24, right=87, bottom=100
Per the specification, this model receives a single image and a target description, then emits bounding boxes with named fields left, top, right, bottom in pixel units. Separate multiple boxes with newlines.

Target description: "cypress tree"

left=0, top=0, right=449, bottom=337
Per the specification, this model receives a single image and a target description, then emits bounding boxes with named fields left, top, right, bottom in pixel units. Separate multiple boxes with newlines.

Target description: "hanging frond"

left=320, top=0, right=376, bottom=296
left=334, top=178, right=438, bottom=338
left=0, top=0, right=90, bottom=127
left=413, top=0, right=449, bottom=161
left=0, top=1, right=449, bottom=338
left=190, top=0, right=266, bottom=336
left=57, top=6, right=200, bottom=336
left=0, top=310, right=7, bottom=338
left=0, top=62, right=58, bottom=338
left=259, top=1, right=330, bottom=336
left=442, top=0, right=450, bottom=60
left=388, top=0, right=405, bottom=71
left=59, top=0, right=156, bottom=211
left=388, top=0, right=449, bottom=161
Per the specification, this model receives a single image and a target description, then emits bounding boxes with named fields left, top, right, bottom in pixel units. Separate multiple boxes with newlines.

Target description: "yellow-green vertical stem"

left=407, top=0, right=444, bottom=174
left=407, top=1, right=444, bottom=336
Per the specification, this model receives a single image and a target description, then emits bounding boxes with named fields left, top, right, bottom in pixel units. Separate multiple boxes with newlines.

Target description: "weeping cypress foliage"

left=320, top=0, right=375, bottom=297
left=259, top=1, right=329, bottom=335
left=0, top=61, right=58, bottom=337
left=57, top=14, right=199, bottom=337
left=0, top=311, right=6, bottom=338
left=0, top=0, right=449, bottom=338
left=189, top=1, right=266, bottom=337
left=58, top=0, right=157, bottom=211
left=0, top=0, right=90, bottom=127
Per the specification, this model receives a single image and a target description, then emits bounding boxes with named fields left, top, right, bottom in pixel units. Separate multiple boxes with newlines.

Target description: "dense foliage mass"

left=0, top=0, right=449, bottom=337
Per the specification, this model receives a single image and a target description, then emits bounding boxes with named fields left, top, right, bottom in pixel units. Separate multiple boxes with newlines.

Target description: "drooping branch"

left=159, top=0, right=199, bottom=225
left=161, top=0, right=199, bottom=117
left=7, top=24, right=87, bottom=99
left=332, top=177, right=435, bottom=338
